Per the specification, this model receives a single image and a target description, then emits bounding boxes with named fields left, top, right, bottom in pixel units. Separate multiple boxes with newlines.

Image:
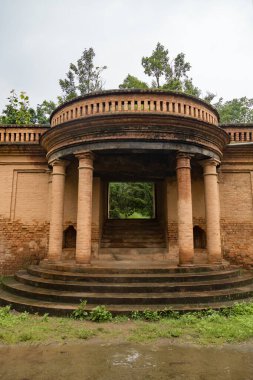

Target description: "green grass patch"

left=1, top=302, right=253, bottom=345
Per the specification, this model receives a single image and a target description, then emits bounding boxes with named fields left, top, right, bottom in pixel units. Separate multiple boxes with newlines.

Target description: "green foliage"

left=119, top=74, right=149, bottom=89
left=41, top=313, right=49, bottom=322
left=89, top=305, right=113, bottom=322
left=59, top=47, right=107, bottom=102
left=219, top=302, right=253, bottom=317
left=0, top=90, right=56, bottom=125
left=131, top=311, right=143, bottom=320
left=214, top=97, right=253, bottom=124
left=0, top=305, right=11, bottom=318
left=109, top=182, right=154, bottom=219
left=160, top=308, right=181, bottom=319
left=141, top=42, right=200, bottom=96
left=0, top=90, right=36, bottom=125
left=2, top=303, right=253, bottom=344
left=142, top=42, right=171, bottom=88
left=142, top=310, right=160, bottom=321
left=36, top=100, right=57, bottom=124
left=72, top=300, right=89, bottom=320
left=119, top=42, right=201, bottom=97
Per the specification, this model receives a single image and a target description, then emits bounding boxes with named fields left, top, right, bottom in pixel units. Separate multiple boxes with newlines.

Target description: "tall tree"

left=214, top=97, right=253, bottom=124
left=59, top=47, right=107, bottom=103
left=119, top=42, right=200, bottom=96
left=142, top=42, right=171, bottom=88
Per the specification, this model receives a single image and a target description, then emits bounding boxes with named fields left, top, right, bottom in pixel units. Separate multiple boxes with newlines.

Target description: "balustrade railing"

left=0, top=126, right=49, bottom=144
left=50, top=91, right=219, bottom=127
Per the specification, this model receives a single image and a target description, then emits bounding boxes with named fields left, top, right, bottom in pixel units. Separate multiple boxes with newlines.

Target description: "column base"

left=178, top=263, right=195, bottom=267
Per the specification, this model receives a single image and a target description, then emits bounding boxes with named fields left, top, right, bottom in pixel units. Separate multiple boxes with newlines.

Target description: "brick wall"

left=0, top=218, right=49, bottom=274
left=0, top=149, right=50, bottom=274
left=219, top=146, right=253, bottom=266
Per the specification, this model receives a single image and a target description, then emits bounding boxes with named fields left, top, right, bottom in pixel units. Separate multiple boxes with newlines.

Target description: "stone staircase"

left=100, top=219, right=167, bottom=259
left=101, top=219, right=166, bottom=248
left=1, top=263, right=253, bottom=315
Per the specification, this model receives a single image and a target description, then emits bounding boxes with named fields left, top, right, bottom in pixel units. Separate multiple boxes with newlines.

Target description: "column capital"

left=75, top=151, right=94, bottom=161
left=200, top=158, right=220, bottom=168
left=49, top=159, right=69, bottom=176
left=49, top=158, right=69, bottom=168
left=76, top=151, right=94, bottom=171
left=176, top=152, right=194, bottom=160
left=176, top=152, right=193, bottom=170
left=201, top=158, right=221, bottom=176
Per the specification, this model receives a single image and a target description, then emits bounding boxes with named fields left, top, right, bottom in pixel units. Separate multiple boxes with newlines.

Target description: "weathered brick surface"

left=221, top=222, right=253, bottom=266
left=0, top=218, right=49, bottom=274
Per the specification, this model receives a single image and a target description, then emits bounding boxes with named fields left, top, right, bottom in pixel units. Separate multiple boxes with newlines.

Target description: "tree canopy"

left=119, top=42, right=201, bottom=97
left=119, top=74, right=149, bottom=90
left=109, top=182, right=154, bottom=219
left=214, top=97, right=253, bottom=124
left=58, top=47, right=107, bottom=103
left=0, top=90, right=56, bottom=125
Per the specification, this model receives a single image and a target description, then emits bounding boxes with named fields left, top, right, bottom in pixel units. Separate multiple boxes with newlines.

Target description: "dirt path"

left=0, top=340, right=253, bottom=380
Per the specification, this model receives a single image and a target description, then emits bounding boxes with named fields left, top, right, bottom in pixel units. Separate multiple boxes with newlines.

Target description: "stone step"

left=101, top=220, right=166, bottom=249
left=102, top=228, right=164, bottom=233
left=98, top=247, right=168, bottom=255
left=100, top=242, right=166, bottom=248
left=28, top=265, right=239, bottom=281
left=3, top=277, right=253, bottom=305
left=101, top=235, right=165, bottom=240
left=15, top=271, right=253, bottom=293
left=2, top=287, right=253, bottom=316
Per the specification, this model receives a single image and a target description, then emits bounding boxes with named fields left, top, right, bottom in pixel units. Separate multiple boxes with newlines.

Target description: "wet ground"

left=0, top=340, right=253, bottom=380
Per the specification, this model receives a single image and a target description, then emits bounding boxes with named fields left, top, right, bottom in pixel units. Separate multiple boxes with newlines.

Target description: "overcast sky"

left=0, top=0, right=253, bottom=111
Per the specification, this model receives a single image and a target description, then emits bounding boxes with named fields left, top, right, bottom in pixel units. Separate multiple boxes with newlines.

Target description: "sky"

left=0, top=0, right=253, bottom=111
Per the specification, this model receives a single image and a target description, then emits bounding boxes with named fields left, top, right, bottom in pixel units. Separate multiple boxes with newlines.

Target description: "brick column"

left=47, top=159, right=68, bottom=262
left=75, top=152, right=94, bottom=264
left=202, top=159, right=222, bottom=263
left=176, top=153, right=194, bottom=265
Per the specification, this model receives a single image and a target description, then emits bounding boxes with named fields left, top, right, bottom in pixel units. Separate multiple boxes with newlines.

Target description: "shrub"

left=143, top=310, right=160, bottom=321
left=0, top=306, right=11, bottom=318
left=89, top=306, right=112, bottom=322
left=72, top=300, right=89, bottom=320
left=131, top=310, right=160, bottom=321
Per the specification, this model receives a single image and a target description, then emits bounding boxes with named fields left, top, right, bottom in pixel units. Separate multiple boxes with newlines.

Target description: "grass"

left=1, top=302, right=253, bottom=345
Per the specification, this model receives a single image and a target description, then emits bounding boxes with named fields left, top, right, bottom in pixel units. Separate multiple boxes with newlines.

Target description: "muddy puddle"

left=0, top=340, right=253, bottom=379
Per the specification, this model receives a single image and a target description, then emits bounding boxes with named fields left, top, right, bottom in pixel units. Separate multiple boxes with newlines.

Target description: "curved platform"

left=1, top=264, right=253, bottom=315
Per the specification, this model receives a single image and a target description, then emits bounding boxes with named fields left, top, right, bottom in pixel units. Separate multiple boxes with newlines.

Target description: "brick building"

left=1, top=89, right=253, bottom=275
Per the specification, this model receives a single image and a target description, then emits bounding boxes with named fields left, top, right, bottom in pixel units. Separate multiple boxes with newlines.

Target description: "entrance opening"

left=193, top=226, right=206, bottom=249
left=63, top=225, right=76, bottom=248
left=108, top=182, right=155, bottom=219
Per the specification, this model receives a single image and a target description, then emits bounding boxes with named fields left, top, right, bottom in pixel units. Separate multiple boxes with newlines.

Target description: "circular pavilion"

left=41, top=89, right=229, bottom=267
